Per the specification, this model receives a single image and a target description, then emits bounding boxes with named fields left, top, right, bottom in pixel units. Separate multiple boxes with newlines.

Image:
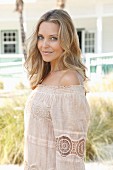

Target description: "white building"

left=0, top=0, right=113, bottom=82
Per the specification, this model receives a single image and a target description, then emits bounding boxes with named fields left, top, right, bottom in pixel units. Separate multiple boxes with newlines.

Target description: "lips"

left=41, top=51, right=53, bottom=55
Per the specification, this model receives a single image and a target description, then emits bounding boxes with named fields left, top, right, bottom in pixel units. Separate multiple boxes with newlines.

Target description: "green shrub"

left=86, top=95, right=113, bottom=161
left=15, top=82, right=26, bottom=90
left=0, top=94, right=27, bottom=164
left=0, top=80, right=4, bottom=89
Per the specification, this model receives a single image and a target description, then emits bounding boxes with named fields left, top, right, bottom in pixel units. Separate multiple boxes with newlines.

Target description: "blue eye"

left=37, top=35, right=43, bottom=40
left=51, top=37, right=58, bottom=41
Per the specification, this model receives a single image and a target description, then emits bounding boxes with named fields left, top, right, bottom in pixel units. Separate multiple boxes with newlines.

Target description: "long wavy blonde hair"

left=25, top=9, right=87, bottom=89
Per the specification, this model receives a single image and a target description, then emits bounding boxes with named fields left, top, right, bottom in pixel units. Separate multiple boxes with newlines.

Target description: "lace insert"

left=56, top=135, right=85, bottom=159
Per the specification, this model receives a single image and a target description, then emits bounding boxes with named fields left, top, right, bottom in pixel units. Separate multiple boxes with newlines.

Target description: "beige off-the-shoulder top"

left=24, top=84, right=90, bottom=170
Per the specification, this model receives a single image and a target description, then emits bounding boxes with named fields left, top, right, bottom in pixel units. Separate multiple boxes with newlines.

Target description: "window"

left=85, top=32, right=95, bottom=53
left=1, top=30, right=18, bottom=54
left=77, top=29, right=85, bottom=53
left=77, top=29, right=95, bottom=53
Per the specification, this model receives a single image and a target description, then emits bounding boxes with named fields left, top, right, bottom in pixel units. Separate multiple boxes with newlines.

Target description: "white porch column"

left=96, top=4, right=103, bottom=53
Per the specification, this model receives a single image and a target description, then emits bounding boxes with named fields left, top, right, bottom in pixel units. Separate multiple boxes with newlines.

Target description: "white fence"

left=84, top=52, right=113, bottom=80
left=0, top=52, right=113, bottom=88
left=0, top=54, right=28, bottom=90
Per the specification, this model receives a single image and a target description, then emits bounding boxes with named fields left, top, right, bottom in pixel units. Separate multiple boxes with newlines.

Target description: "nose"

left=42, top=39, right=49, bottom=48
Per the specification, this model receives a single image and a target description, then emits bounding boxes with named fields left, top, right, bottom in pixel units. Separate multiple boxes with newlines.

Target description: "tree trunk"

left=15, top=0, right=27, bottom=60
left=19, top=11, right=27, bottom=60
left=57, top=0, right=66, bottom=9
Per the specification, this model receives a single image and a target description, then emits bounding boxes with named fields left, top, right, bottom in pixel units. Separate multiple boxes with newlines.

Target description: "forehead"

left=38, top=21, right=60, bottom=35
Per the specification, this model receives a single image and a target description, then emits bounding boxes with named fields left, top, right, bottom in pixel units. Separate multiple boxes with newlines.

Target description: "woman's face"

left=37, top=21, right=63, bottom=63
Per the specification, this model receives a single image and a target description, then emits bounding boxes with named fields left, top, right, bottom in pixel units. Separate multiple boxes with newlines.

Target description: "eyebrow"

left=38, top=33, right=58, bottom=36
left=50, top=34, right=58, bottom=36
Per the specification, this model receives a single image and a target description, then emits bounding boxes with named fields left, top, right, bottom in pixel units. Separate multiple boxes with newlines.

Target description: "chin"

left=44, top=60, right=50, bottom=63
left=42, top=56, right=52, bottom=62
left=42, top=58, right=51, bottom=62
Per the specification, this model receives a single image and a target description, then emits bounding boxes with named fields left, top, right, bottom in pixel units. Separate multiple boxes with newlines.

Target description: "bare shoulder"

left=60, top=69, right=80, bottom=86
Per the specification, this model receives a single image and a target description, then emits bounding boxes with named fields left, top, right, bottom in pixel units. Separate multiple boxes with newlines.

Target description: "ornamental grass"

left=86, top=95, right=113, bottom=161
left=0, top=94, right=27, bottom=164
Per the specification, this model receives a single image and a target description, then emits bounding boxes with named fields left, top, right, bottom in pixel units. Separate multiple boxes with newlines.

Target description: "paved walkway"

left=86, top=162, right=113, bottom=170
left=0, top=162, right=113, bottom=170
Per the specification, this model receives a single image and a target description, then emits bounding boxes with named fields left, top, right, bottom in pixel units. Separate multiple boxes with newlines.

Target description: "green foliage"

left=86, top=95, right=113, bottom=161
left=0, top=80, right=4, bottom=89
left=0, top=95, right=27, bottom=164
left=15, top=82, right=26, bottom=90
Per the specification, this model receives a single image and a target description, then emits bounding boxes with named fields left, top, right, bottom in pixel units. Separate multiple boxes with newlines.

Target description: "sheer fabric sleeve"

left=50, top=88, right=90, bottom=170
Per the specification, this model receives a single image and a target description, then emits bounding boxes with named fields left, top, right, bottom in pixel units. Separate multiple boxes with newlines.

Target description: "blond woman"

left=24, top=9, right=90, bottom=170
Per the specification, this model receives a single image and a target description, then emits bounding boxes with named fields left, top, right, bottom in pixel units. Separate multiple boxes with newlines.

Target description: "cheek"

left=53, top=43, right=63, bottom=53
left=37, top=42, right=41, bottom=50
left=57, top=46, right=63, bottom=54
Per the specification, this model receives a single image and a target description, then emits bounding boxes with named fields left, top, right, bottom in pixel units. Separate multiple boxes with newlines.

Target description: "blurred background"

left=0, top=0, right=113, bottom=169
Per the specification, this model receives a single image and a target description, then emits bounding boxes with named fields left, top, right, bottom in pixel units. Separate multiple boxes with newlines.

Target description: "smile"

left=42, top=51, right=53, bottom=55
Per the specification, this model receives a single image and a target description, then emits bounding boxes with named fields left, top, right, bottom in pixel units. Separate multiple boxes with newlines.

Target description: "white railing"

left=0, top=54, right=24, bottom=76
left=83, top=52, right=113, bottom=79
left=0, top=53, right=113, bottom=79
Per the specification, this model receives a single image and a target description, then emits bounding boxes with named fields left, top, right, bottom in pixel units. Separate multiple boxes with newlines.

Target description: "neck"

left=49, top=69, right=60, bottom=74
left=50, top=60, right=64, bottom=73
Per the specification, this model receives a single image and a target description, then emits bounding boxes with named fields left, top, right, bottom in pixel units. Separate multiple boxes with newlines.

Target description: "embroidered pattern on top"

left=56, top=135, right=85, bottom=158
left=32, top=105, right=51, bottom=120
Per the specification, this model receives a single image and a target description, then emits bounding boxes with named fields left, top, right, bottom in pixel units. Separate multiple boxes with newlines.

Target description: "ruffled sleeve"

left=50, top=86, right=90, bottom=170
